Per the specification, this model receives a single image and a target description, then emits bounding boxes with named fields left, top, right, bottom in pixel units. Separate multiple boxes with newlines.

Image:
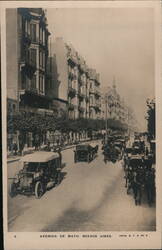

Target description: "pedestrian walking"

left=13, top=142, right=18, bottom=155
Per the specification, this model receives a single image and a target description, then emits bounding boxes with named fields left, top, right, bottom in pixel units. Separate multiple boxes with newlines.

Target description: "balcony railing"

left=22, top=32, right=31, bottom=46
left=89, top=88, right=95, bottom=94
left=95, top=90, right=101, bottom=97
left=78, top=76, right=83, bottom=85
left=78, top=90, right=85, bottom=99
left=68, top=103, right=75, bottom=110
left=67, top=52, right=78, bottom=65
left=68, top=87, right=76, bottom=98
left=78, top=106, right=85, bottom=112
left=89, top=103, right=96, bottom=108
left=94, top=105, right=101, bottom=112
left=69, top=72, right=77, bottom=80
left=85, top=96, right=89, bottom=102
left=96, top=102, right=101, bottom=108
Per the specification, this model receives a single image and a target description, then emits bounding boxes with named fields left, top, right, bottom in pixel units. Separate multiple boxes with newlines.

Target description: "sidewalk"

left=7, top=138, right=99, bottom=164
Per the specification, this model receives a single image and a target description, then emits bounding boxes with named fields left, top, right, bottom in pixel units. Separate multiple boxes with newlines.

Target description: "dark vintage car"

left=9, top=151, right=62, bottom=199
left=74, top=143, right=98, bottom=163
left=103, top=143, right=120, bottom=163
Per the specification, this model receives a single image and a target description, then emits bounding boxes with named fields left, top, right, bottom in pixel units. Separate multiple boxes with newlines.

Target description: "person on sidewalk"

left=13, top=143, right=18, bottom=156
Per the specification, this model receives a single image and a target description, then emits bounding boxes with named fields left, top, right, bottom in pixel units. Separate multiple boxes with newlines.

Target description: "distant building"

left=101, top=81, right=130, bottom=125
left=51, top=37, right=101, bottom=120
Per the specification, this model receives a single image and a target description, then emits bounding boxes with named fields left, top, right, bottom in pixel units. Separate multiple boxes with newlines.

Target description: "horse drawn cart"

left=124, top=154, right=155, bottom=206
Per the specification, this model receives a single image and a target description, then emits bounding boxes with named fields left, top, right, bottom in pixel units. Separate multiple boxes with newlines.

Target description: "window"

left=21, top=72, right=26, bottom=89
left=39, top=75, right=44, bottom=94
left=31, top=75, right=36, bottom=90
left=39, top=51, right=42, bottom=67
left=43, top=53, right=45, bottom=68
left=30, top=49, right=36, bottom=67
left=42, top=30, right=45, bottom=44
left=30, top=23, right=36, bottom=42
left=13, top=104, right=16, bottom=111
left=39, top=51, right=44, bottom=68
left=39, top=28, right=42, bottom=42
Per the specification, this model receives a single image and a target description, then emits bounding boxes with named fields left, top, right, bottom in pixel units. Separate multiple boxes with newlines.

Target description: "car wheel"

left=10, top=183, right=17, bottom=198
left=35, top=181, right=44, bottom=199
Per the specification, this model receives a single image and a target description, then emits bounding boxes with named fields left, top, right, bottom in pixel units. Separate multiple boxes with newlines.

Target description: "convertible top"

left=20, top=151, right=60, bottom=163
left=89, top=142, right=98, bottom=147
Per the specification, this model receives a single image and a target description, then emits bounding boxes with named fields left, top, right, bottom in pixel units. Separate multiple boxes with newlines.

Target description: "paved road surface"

left=8, top=141, right=156, bottom=232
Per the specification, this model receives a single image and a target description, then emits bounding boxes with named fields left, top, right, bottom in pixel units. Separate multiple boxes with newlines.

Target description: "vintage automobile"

left=9, top=151, right=62, bottom=199
left=103, top=143, right=120, bottom=163
left=74, top=143, right=98, bottom=163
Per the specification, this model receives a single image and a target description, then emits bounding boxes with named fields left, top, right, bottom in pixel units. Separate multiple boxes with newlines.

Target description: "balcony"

left=96, top=102, right=101, bottom=108
left=94, top=105, right=101, bottom=112
left=22, top=32, right=31, bottom=47
left=89, top=103, right=96, bottom=108
left=85, top=96, right=89, bottom=102
left=68, top=87, right=76, bottom=98
left=19, top=89, right=52, bottom=110
left=78, top=63, right=87, bottom=73
left=95, top=90, right=101, bottom=98
left=78, top=76, right=83, bottom=85
left=68, top=103, right=75, bottom=110
left=78, top=106, right=85, bottom=113
left=78, top=90, right=85, bottom=100
left=67, top=52, right=78, bottom=66
left=89, top=88, right=95, bottom=94
left=68, top=72, right=77, bottom=80
left=20, top=59, right=37, bottom=78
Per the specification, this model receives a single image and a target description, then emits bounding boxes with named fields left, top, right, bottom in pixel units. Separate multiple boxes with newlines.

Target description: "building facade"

left=6, top=8, right=53, bottom=149
left=101, top=82, right=129, bottom=124
left=51, top=37, right=101, bottom=120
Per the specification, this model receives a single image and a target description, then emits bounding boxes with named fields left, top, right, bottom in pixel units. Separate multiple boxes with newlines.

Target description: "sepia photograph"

left=1, top=1, right=162, bottom=249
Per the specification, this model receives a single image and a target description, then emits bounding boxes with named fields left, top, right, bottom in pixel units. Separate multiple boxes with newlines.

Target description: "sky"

left=47, top=8, right=155, bottom=131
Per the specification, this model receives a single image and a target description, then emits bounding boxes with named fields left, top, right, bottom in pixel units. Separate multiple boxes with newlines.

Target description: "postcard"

left=1, top=1, right=162, bottom=249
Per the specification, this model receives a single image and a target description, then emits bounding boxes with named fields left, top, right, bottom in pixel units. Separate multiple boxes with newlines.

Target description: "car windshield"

left=76, top=145, right=89, bottom=150
left=23, top=162, right=47, bottom=172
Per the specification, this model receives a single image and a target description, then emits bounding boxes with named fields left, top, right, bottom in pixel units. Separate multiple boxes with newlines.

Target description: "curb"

left=7, top=145, right=76, bottom=163
left=7, top=140, right=100, bottom=164
left=7, top=158, right=21, bottom=164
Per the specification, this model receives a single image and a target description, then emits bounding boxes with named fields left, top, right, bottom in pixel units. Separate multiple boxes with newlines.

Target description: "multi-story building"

left=88, top=69, right=101, bottom=119
left=101, top=81, right=129, bottom=124
left=51, top=37, right=101, bottom=120
left=6, top=8, right=52, bottom=148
